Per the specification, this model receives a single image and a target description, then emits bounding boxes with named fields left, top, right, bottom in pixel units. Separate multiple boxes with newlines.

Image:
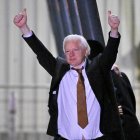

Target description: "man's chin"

left=68, top=61, right=81, bottom=67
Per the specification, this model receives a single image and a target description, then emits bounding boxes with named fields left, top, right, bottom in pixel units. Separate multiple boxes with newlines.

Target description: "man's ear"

left=85, top=48, right=90, bottom=57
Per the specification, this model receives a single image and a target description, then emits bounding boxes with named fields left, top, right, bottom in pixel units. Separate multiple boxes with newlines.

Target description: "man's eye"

left=65, top=50, right=70, bottom=53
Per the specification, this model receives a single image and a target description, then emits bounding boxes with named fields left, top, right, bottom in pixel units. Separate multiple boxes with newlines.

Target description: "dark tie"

left=72, top=67, right=88, bottom=128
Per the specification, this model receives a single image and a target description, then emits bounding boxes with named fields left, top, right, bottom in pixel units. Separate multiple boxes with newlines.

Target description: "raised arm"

left=99, top=11, right=120, bottom=73
left=13, top=9, right=57, bottom=76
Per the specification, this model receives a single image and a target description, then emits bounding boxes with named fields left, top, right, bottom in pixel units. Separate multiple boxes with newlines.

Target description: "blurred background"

left=0, top=0, right=140, bottom=140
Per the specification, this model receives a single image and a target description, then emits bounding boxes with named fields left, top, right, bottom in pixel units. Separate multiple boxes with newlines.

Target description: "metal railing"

left=0, top=84, right=51, bottom=140
left=0, top=84, right=140, bottom=140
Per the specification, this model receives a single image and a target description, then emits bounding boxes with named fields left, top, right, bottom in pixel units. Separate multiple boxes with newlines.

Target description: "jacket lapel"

left=50, top=57, right=70, bottom=92
left=85, top=58, right=103, bottom=104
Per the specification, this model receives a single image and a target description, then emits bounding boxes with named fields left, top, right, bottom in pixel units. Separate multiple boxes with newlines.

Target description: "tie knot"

left=71, top=67, right=84, bottom=74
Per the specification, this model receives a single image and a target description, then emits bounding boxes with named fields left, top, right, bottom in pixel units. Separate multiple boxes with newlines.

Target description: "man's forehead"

left=65, top=40, right=81, bottom=47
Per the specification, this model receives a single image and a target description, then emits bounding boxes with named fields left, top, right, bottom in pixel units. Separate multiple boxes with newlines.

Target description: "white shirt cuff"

left=23, top=31, right=33, bottom=38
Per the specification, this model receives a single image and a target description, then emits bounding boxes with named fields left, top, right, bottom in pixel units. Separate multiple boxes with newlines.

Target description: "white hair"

left=63, top=34, right=90, bottom=56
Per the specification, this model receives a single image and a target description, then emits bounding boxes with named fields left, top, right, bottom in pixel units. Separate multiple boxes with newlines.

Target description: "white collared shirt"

left=57, top=61, right=103, bottom=139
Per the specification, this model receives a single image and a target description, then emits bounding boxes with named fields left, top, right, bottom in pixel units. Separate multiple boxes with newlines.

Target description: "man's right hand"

left=13, top=9, right=31, bottom=35
left=13, top=8, right=27, bottom=28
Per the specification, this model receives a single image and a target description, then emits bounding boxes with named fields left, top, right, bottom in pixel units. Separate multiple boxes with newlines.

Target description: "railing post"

left=8, top=92, right=16, bottom=140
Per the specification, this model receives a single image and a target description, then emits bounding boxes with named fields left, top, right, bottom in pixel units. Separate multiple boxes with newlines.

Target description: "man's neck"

left=71, top=59, right=86, bottom=69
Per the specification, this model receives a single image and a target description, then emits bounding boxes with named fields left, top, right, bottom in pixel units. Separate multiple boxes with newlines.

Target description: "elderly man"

left=14, top=9, right=124, bottom=140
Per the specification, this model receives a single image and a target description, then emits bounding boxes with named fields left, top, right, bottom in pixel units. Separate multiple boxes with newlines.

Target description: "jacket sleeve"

left=99, top=32, right=121, bottom=73
left=23, top=32, right=57, bottom=77
left=121, top=72, right=136, bottom=112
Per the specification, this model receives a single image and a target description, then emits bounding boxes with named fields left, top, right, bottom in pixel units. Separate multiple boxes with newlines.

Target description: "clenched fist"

left=108, top=10, right=120, bottom=30
left=13, top=9, right=31, bottom=35
left=13, top=9, right=27, bottom=28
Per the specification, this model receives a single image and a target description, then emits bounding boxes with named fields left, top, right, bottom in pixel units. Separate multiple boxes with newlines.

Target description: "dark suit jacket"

left=23, top=32, right=124, bottom=139
left=112, top=71, right=140, bottom=134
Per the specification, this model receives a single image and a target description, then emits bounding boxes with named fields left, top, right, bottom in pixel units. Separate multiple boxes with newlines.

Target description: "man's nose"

left=69, top=50, right=74, bottom=56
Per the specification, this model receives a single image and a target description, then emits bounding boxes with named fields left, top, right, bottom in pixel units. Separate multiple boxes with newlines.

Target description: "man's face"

left=64, top=40, right=87, bottom=67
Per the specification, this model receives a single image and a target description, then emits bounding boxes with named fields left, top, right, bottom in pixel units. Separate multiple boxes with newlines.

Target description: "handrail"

left=0, top=84, right=139, bottom=90
left=0, top=84, right=50, bottom=89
